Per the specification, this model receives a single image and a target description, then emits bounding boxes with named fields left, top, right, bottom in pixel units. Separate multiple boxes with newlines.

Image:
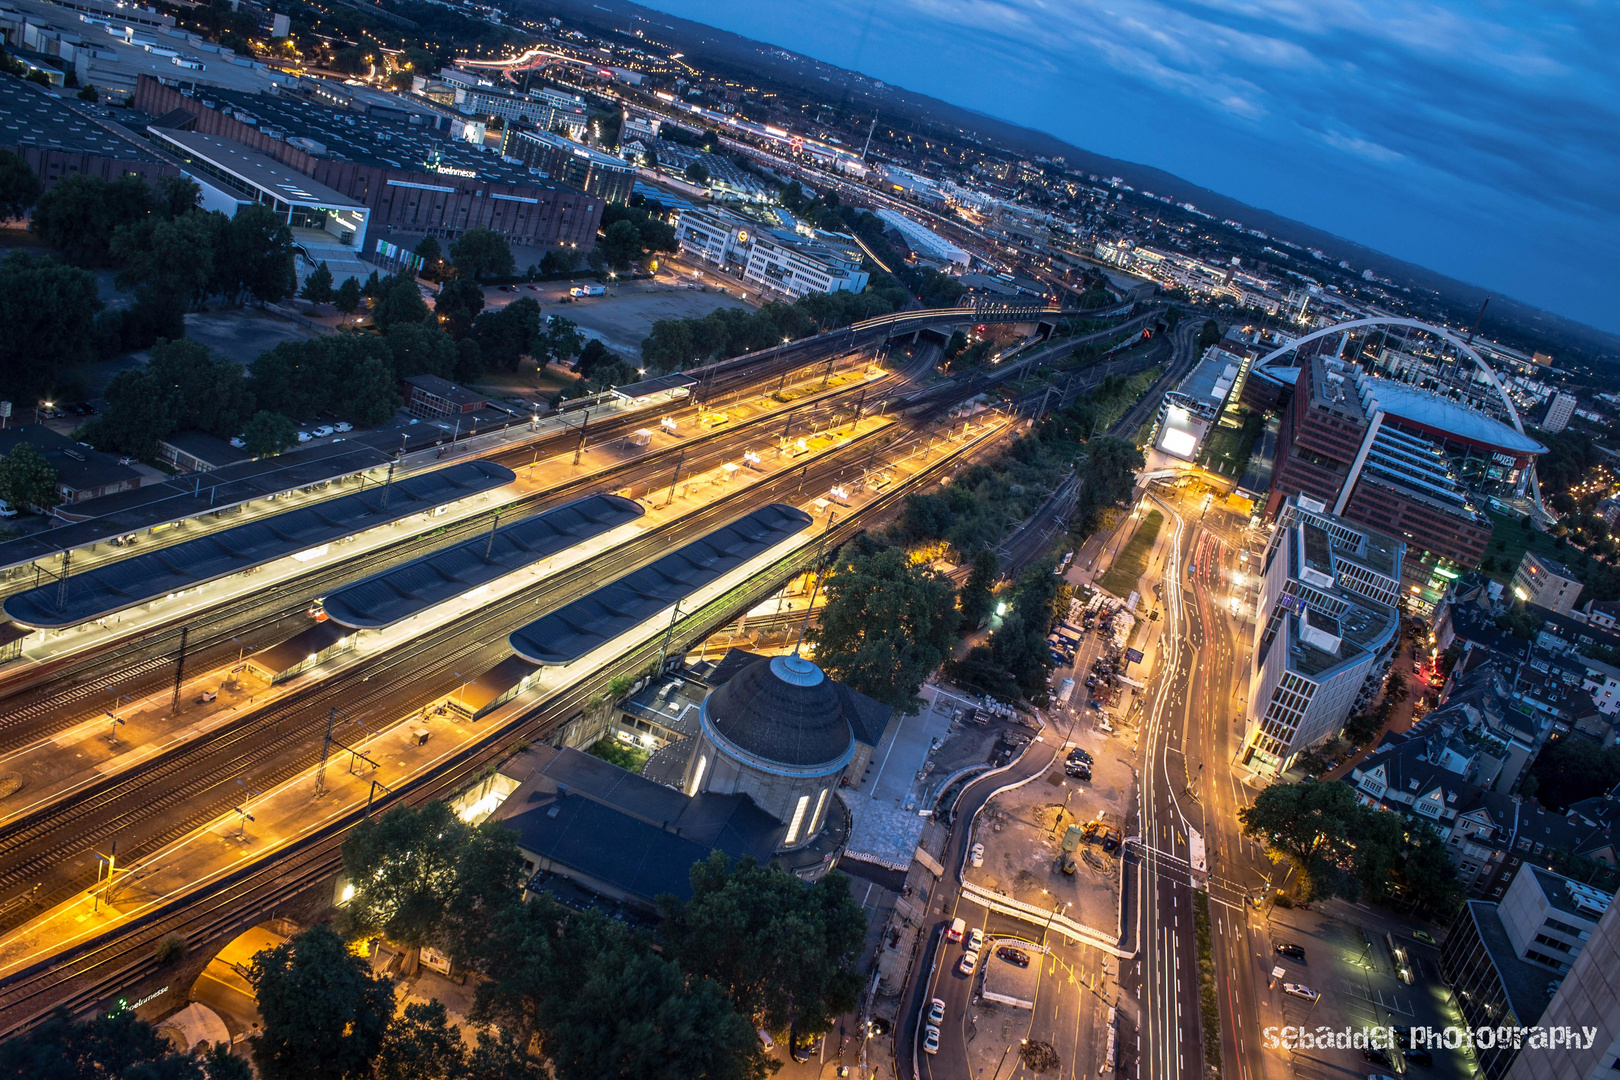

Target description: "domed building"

left=681, top=650, right=893, bottom=852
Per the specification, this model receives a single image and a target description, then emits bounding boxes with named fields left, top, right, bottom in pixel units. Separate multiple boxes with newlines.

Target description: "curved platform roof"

left=509, top=503, right=813, bottom=666
left=4, top=460, right=515, bottom=629
left=322, top=493, right=644, bottom=629
left=1359, top=378, right=1547, bottom=457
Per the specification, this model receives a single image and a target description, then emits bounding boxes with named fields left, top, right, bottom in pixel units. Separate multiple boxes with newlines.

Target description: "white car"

left=0, top=500, right=16, bottom=518
left=959, top=950, right=979, bottom=975
left=968, top=927, right=985, bottom=952
left=312, top=425, right=334, bottom=438
left=229, top=435, right=246, bottom=448
left=927, top=998, right=945, bottom=1025
left=333, top=421, right=353, bottom=433
left=970, top=842, right=984, bottom=868
left=296, top=431, right=313, bottom=443
left=923, top=1025, right=940, bottom=1055
left=1283, top=983, right=1319, bottom=1002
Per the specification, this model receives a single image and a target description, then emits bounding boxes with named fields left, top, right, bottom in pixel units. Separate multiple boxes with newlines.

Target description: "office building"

left=0, top=73, right=175, bottom=190
left=1443, top=867, right=1615, bottom=1080
left=872, top=207, right=970, bottom=269
left=501, top=128, right=635, bottom=204
left=1151, top=344, right=1249, bottom=462
left=133, top=77, right=604, bottom=253
left=450, top=84, right=586, bottom=139
left=1513, top=552, right=1584, bottom=616
left=1265, top=353, right=1543, bottom=572
left=1505, top=894, right=1620, bottom=1080
left=1241, top=495, right=1403, bottom=774
left=1542, top=392, right=1578, bottom=434
left=674, top=207, right=868, bottom=299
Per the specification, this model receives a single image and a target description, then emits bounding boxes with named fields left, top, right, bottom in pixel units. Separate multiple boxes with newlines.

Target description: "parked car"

left=1066, top=765, right=1092, bottom=781
left=996, top=946, right=1030, bottom=967
left=333, top=421, right=353, bottom=433
left=312, top=425, right=334, bottom=437
left=0, top=500, right=15, bottom=519
left=959, top=950, right=979, bottom=975
left=1068, top=748, right=1093, bottom=764
left=296, top=431, right=313, bottom=443
left=1362, top=1048, right=1392, bottom=1067
left=1282, top=983, right=1318, bottom=1001
left=1403, top=1048, right=1434, bottom=1067
left=1411, top=930, right=1436, bottom=945
left=923, top=1026, right=940, bottom=1055
left=229, top=435, right=246, bottom=448
left=1275, top=943, right=1306, bottom=962
left=927, top=998, right=945, bottom=1025
left=970, top=843, right=984, bottom=868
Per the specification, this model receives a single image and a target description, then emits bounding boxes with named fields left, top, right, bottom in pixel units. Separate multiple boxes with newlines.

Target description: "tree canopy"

left=451, top=228, right=515, bottom=281
left=0, top=251, right=102, bottom=402
left=0, top=441, right=58, bottom=513
left=0, top=1006, right=248, bottom=1080
left=249, top=924, right=395, bottom=1080
left=809, top=542, right=958, bottom=712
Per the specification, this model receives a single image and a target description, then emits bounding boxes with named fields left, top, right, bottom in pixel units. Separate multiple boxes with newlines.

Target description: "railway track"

left=0, top=357, right=920, bottom=758
left=0, top=387, right=1008, bottom=1035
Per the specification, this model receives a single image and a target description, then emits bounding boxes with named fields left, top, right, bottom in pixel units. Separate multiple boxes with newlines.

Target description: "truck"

left=569, top=284, right=607, bottom=297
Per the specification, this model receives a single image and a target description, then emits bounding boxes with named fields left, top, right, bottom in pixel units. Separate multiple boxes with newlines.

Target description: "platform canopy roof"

left=3, top=461, right=514, bottom=629
left=508, top=503, right=811, bottom=665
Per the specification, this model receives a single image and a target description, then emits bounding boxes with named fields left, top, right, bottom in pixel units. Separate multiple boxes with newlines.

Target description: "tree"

left=373, top=276, right=430, bottom=334
left=338, top=800, right=524, bottom=964
left=0, top=149, right=41, bottom=221
left=414, top=235, right=443, bottom=279
left=76, top=83, right=98, bottom=102
left=0, top=1005, right=249, bottom=1079
left=242, top=410, right=297, bottom=457
left=1398, top=821, right=1464, bottom=915
left=0, top=252, right=102, bottom=401
left=153, top=175, right=202, bottom=219
left=249, top=924, right=394, bottom=1080
left=465, top=1028, right=547, bottom=1080
left=474, top=297, right=541, bottom=372
left=450, top=228, right=514, bottom=281
left=1238, top=781, right=1364, bottom=901
left=216, top=204, right=296, bottom=304
left=148, top=338, right=256, bottom=437
left=374, top=1000, right=468, bottom=1080
left=112, top=209, right=219, bottom=312
left=434, top=276, right=485, bottom=340
left=334, top=276, right=362, bottom=320
left=29, top=173, right=151, bottom=265
left=575, top=338, right=614, bottom=379
left=684, top=161, right=710, bottom=186
left=658, top=854, right=865, bottom=1046
left=300, top=260, right=334, bottom=304
left=535, top=315, right=585, bottom=369
left=455, top=338, right=484, bottom=384
left=0, top=442, right=58, bottom=512
left=386, top=322, right=458, bottom=380
left=539, top=248, right=580, bottom=275
left=809, top=543, right=957, bottom=713
left=958, top=548, right=999, bottom=630
left=598, top=219, right=642, bottom=271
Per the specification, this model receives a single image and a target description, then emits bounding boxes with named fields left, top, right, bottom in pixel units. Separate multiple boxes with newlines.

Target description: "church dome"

left=703, top=655, right=852, bottom=769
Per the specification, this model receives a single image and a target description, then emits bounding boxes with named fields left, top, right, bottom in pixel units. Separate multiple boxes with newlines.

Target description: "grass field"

left=1098, top=509, right=1163, bottom=599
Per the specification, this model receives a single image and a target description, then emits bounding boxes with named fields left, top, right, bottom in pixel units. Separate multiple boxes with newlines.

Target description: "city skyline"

left=637, top=0, right=1620, bottom=335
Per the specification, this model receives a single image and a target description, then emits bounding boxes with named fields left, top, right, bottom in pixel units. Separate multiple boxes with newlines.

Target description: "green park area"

left=1098, top=509, right=1164, bottom=599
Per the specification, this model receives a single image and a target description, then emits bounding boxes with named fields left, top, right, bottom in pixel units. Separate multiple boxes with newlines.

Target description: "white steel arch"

left=1257, top=317, right=1525, bottom=435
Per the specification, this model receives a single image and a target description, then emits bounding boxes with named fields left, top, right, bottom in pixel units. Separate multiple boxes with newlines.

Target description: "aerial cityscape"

left=0, top=1, right=1615, bottom=1079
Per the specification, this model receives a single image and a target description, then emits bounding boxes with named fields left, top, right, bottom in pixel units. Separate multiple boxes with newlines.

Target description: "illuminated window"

left=688, top=755, right=708, bottom=796
left=809, top=788, right=829, bottom=835
left=785, top=795, right=810, bottom=844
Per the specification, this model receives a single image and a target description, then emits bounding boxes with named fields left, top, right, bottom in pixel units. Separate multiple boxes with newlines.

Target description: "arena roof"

left=1359, top=377, right=1547, bottom=457
left=321, top=493, right=644, bottom=629
left=3, top=460, right=514, bottom=629
left=508, top=503, right=812, bottom=665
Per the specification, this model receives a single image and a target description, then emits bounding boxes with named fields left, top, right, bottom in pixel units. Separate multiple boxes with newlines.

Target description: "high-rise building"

left=1265, top=354, right=1544, bottom=573
left=1542, top=392, right=1578, bottom=434
left=1512, top=552, right=1584, bottom=615
left=1240, top=495, right=1404, bottom=774
left=1504, top=886, right=1620, bottom=1080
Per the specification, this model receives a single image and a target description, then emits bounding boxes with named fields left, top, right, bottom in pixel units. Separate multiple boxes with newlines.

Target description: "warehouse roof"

left=0, top=74, right=164, bottom=160
left=508, top=503, right=812, bottom=665
left=321, top=493, right=644, bottom=629
left=3, top=460, right=514, bottom=628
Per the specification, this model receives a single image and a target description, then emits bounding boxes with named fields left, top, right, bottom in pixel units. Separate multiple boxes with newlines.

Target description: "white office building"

left=872, top=207, right=970, bottom=269
left=1241, top=495, right=1404, bottom=774
left=675, top=208, right=869, bottom=299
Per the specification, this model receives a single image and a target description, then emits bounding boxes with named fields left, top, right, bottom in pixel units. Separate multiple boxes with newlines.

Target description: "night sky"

left=636, top=0, right=1620, bottom=334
